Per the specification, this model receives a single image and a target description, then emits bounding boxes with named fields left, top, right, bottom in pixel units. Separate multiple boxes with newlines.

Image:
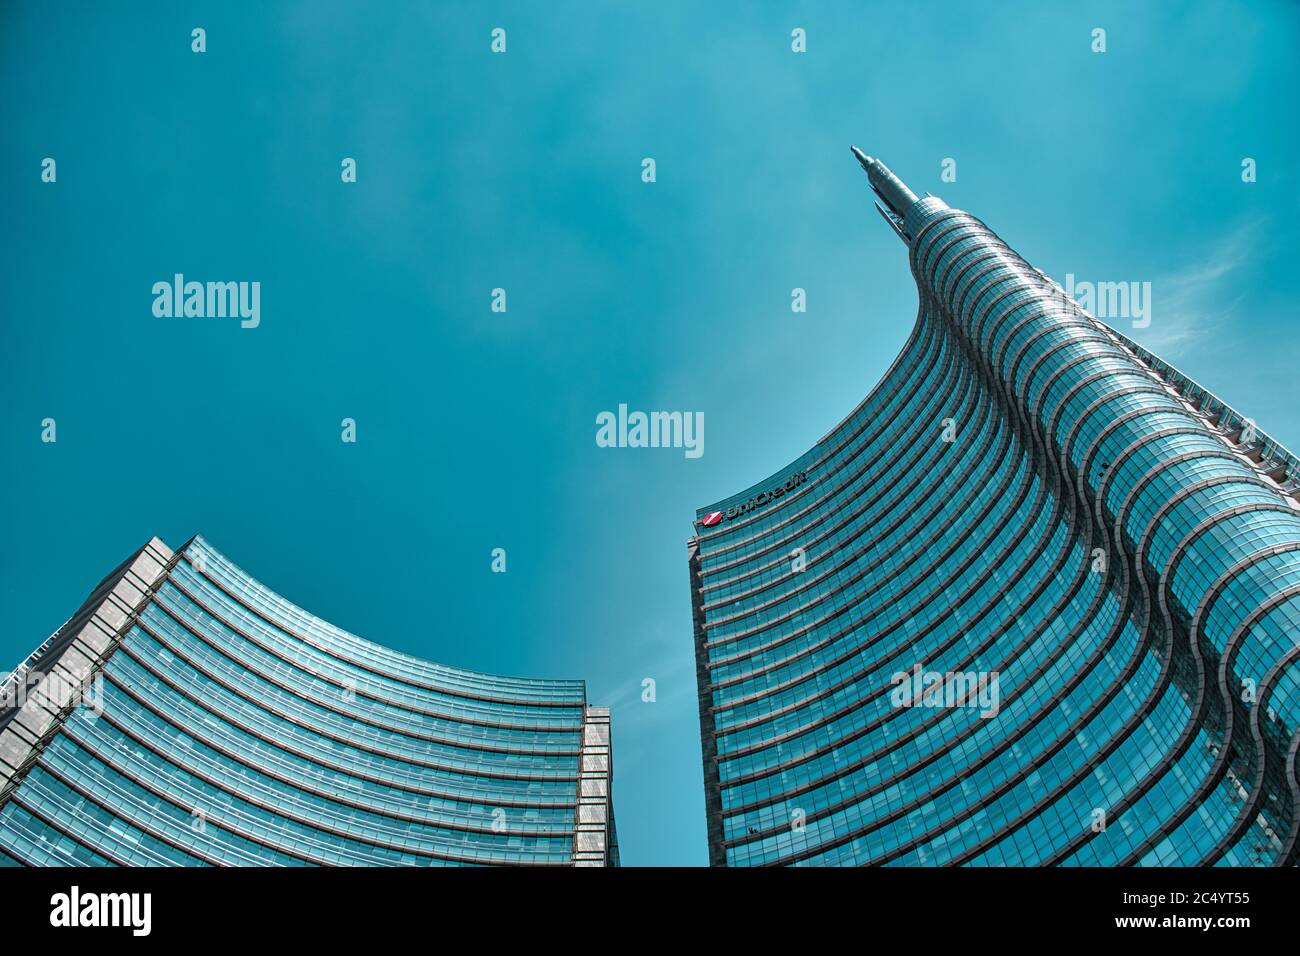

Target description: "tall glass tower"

left=0, top=536, right=617, bottom=866
left=689, top=152, right=1300, bottom=867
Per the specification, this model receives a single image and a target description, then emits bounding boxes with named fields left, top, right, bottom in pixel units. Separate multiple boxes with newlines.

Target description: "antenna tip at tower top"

left=850, top=148, right=921, bottom=237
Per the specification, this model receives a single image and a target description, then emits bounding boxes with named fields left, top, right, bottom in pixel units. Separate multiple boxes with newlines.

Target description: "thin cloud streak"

left=1139, top=220, right=1260, bottom=358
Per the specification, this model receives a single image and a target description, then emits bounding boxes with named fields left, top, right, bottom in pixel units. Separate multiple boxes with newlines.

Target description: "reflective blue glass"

left=0, top=536, right=618, bottom=866
left=690, top=160, right=1300, bottom=867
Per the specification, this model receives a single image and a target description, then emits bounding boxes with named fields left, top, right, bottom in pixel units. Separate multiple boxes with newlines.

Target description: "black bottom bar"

left=0, top=865, right=1285, bottom=943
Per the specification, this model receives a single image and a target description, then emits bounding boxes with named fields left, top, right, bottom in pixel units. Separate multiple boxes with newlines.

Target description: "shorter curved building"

left=0, top=536, right=617, bottom=867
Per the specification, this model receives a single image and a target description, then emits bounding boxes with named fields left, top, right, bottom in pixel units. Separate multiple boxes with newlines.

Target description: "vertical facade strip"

left=0, top=538, right=174, bottom=803
left=572, top=706, right=618, bottom=866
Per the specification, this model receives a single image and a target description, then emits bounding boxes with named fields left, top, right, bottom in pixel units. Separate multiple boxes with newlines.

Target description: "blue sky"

left=2, top=1, right=1297, bottom=866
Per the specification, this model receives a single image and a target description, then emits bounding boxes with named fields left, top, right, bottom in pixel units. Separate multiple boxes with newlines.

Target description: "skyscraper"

left=689, top=152, right=1300, bottom=867
left=0, top=536, right=617, bottom=866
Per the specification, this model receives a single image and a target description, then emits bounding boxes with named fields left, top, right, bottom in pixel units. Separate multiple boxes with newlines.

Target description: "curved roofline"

left=184, top=534, right=589, bottom=697
left=694, top=302, right=928, bottom=522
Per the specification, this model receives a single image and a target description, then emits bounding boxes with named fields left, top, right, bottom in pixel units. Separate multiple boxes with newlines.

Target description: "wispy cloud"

left=1139, top=220, right=1260, bottom=358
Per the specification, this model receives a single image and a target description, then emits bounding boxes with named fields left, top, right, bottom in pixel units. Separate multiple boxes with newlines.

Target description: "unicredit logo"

left=699, top=471, right=808, bottom=528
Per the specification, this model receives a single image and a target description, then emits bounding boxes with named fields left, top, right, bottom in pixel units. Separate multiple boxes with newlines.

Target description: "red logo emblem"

left=701, top=511, right=723, bottom=527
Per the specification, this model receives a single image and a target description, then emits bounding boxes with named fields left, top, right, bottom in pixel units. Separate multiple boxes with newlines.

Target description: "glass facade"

left=0, top=535, right=617, bottom=867
left=689, top=155, right=1300, bottom=867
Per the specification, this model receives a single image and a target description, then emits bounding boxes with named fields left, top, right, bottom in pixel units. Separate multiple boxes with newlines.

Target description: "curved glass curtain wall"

left=0, top=535, right=602, bottom=867
left=690, top=167, right=1300, bottom=867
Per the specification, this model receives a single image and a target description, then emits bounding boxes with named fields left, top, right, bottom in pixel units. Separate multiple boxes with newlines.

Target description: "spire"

left=851, top=148, right=920, bottom=221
